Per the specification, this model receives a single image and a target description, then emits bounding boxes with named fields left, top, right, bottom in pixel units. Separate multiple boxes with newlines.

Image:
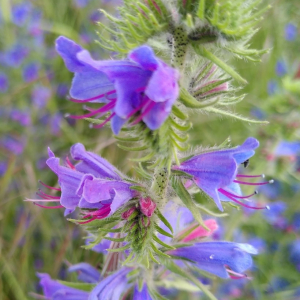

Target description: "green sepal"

left=161, top=260, right=218, bottom=300
left=117, top=144, right=148, bottom=151
left=192, top=44, right=247, bottom=85
left=155, top=208, right=174, bottom=234
left=172, top=105, right=188, bottom=120
left=153, top=235, right=175, bottom=250
left=151, top=243, right=171, bottom=258
left=130, top=151, right=155, bottom=162
left=193, top=78, right=231, bottom=97
left=170, top=118, right=192, bottom=132
left=57, top=281, right=96, bottom=292
left=113, top=135, right=142, bottom=142
left=204, top=106, right=269, bottom=124
left=171, top=169, right=194, bottom=179
left=174, top=223, right=198, bottom=242
left=106, top=244, right=130, bottom=252
left=104, top=236, right=126, bottom=242
left=171, top=178, right=209, bottom=230
left=179, top=88, right=220, bottom=108
left=155, top=224, right=173, bottom=238
left=130, top=185, right=146, bottom=193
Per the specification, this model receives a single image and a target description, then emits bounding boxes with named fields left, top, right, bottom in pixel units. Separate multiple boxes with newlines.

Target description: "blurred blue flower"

left=291, top=213, right=300, bottom=232
left=68, top=262, right=100, bottom=283
left=12, top=2, right=32, bottom=26
left=251, top=107, right=267, bottom=120
left=23, top=62, right=40, bottom=82
left=0, top=72, right=8, bottom=92
left=49, top=113, right=63, bottom=136
left=32, top=85, right=51, bottom=108
left=0, top=136, right=26, bottom=155
left=268, top=277, right=291, bottom=293
left=263, top=201, right=287, bottom=229
left=275, top=60, right=287, bottom=77
left=73, top=0, right=90, bottom=8
left=289, top=240, right=300, bottom=271
left=0, top=161, right=8, bottom=176
left=258, top=180, right=281, bottom=200
left=285, top=23, right=297, bottom=41
left=1, top=43, right=29, bottom=67
left=274, top=141, right=300, bottom=157
left=10, top=109, right=32, bottom=126
left=267, top=80, right=278, bottom=95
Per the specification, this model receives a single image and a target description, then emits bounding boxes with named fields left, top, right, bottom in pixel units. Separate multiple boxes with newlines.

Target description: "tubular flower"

left=29, top=143, right=135, bottom=220
left=174, top=137, right=272, bottom=211
left=133, top=283, right=153, bottom=300
left=168, top=242, right=258, bottom=279
left=56, top=36, right=179, bottom=134
left=38, top=273, right=89, bottom=300
left=88, top=267, right=132, bottom=300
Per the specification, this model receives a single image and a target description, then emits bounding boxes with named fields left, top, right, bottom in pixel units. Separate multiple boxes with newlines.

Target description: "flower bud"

left=139, top=197, right=156, bottom=217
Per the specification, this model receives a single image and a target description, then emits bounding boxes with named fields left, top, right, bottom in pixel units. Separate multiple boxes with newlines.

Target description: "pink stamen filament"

left=219, top=190, right=266, bottom=210
left=126, top=98, right=150, bottom=119
left=34, top=203, right=64, bottom=209
left=218, top=188, right=257, bottom=200
left=92, top=112, right=116, bottom=129
left=131, top=101, right=156, bottom=125
left=38, top=180, right=61, bottom=191
left=233, top=179, right=272, bottom=186
left=66, top=157, right=76, bottom=170
left=82, top=206, right=111, bottom=218
left=67, top=100, right=116, bottom=119
left=37, top=190, right=60, bottom=199
left=227, top=269, right=250, bottom=279
left=67, top=90, right=116, bottom=103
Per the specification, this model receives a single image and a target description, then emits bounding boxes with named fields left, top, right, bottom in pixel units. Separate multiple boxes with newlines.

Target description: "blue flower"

left=267, top=80, right=278, bottom=95
left=56, top=36, right=179, bottom=134
left=89, top=267, right=132, bottom=300
left=23, top=62, right=40, bottom=82
left=263, top=201, right=287, bottom=230
left=12, top=2, right=32, bottom=26
left=275, top=60, right=287, bottom=77
left=0, top=72, right=8, bottom=93
left=32, top=143, right=135, bottom=219
left=285, top=23, right=297, bottom=41
left=289, top=240, right=300, bottom=270
left=133, top=283, right=153, bottom=300
left=174, top=138, right=269, bottom=211
left=274, top=141, right=300, bottom=157
left=168, top=242, right=258, bottom=279
left=68, top=263, right=100, bottom=283
left=37, top=273, right=89, bottom=300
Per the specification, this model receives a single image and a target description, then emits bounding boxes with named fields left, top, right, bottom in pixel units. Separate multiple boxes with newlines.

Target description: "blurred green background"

left=0, top=0, right=300, bottom=299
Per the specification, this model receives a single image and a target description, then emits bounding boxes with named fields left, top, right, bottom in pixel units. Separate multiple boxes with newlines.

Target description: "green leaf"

left=171, top=178, right=209, bottom=230
left=155, top=224, right=173, bottom=238
left=155, top=208, right=173, bottom=234
left=57, top=281, right=96, bottom=292
left=153, top=235, right=175, bottom=250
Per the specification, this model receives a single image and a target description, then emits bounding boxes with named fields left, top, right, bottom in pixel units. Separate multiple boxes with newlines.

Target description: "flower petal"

left=68, top=263, right=100, bottom=283
left=128, top=45, right=159, bottom=71
left=71, top=143, right=121, bottom=180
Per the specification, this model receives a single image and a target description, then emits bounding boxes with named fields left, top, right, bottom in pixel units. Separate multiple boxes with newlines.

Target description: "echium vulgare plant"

left=28, top=0, right=275, bottom=299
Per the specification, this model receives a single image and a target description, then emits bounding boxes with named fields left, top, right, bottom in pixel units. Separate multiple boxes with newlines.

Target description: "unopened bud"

left=140, top=197, right=156, bottom=217
left=121, top=206, right=137, bottom=220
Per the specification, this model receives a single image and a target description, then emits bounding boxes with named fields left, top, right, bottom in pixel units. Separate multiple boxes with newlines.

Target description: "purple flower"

left=133, top=283, right=153, bottom=300
left=168, top=242, right=258, bottom=279
left=274, top=141, right=300, bottom=157
left=10, top=109, right=31, bottom=126
left=89, top=267, right=132, bottom=300
left=68, top=263, right=100, bottom=283
left=174, top=137, right=270, bottom=211
left=56, top=36, right=179, bottom=134
left=37, top=273, right=89, bottom=300
left=275, top=60, right=287, bottom=77
left=23, top=62, right=40, bottom=82
left=285, top=23, right=297, bottom=41
left=33, top=143, right=135, bottom=219
left=1, top=43, right=29, bottom=67
left=267, top=80, right=278, bottom=95
left=73, top=0, right=90, bottom=8
left=12, top=3, right=32, bottom=26
left=0, top=72, right=8, bottom=93
left=289, top=240, right=300, bottom=272
left=0, top=161, right=8, bottom=176
left=263, top=201, right=287, bottom=230
left=0, top=135, right=26, bottom=155
left=32, top=85, right=51, bottom=108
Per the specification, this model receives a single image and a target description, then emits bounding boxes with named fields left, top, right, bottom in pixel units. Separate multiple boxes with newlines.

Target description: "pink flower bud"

left=140, top=197, right=156, bottom=217
left=182, top=219, right=218, bottom=242
left=121, top=206, right=137, bottom=220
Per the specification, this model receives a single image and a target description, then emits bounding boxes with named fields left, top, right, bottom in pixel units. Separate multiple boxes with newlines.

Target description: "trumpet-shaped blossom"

left=30, top=143, right=135, bottom=219
left=133, top=283, right=153, bottom=300
left=168, top=242, right=258, bottom=279
left=38, top=273, right=89, bottom=300
left=56, top=36, right=179, bottom=134
left=174, top=137, right=271, bottom=211
left=68, top=263, right=101, bottom=283
left=89, top=267, right=132, bottom=300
